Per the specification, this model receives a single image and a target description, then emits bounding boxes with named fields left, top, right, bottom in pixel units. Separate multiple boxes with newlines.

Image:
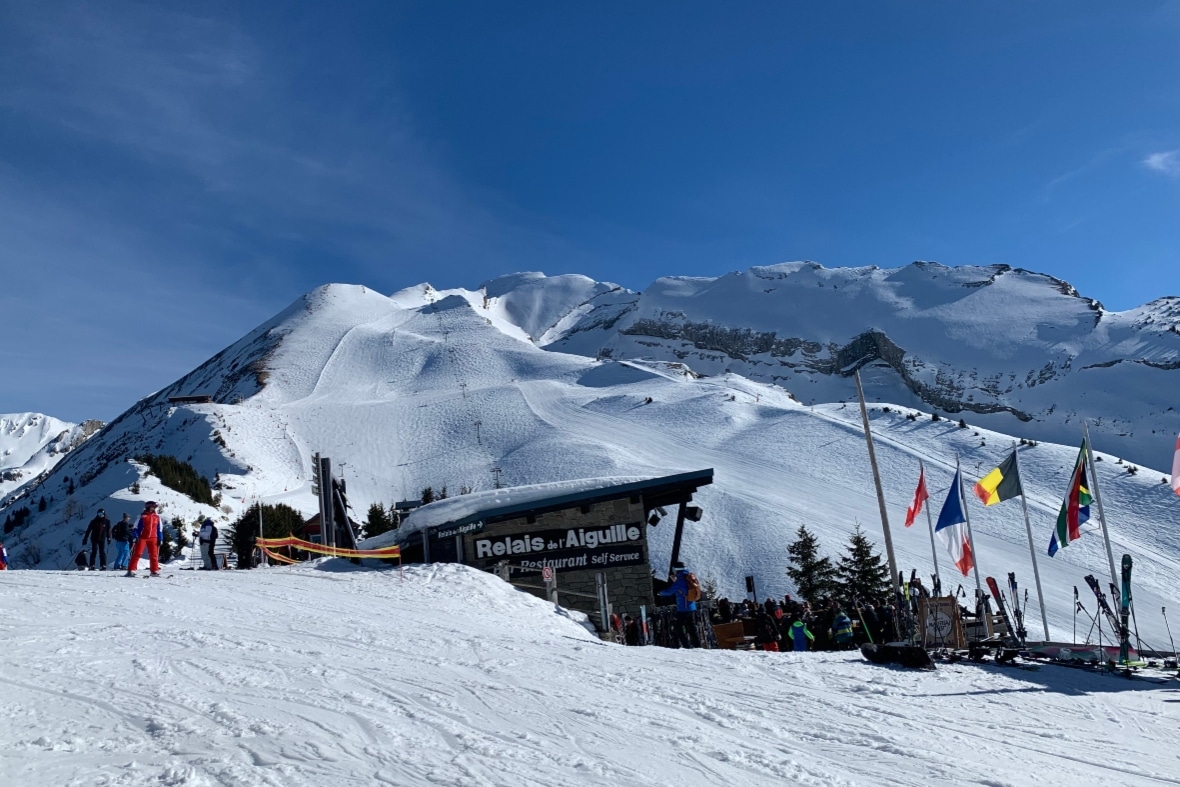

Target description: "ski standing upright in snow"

left=1007, top=572, right=1028, bottom=645
left=986, top=576, right=1017, bottom=645
left=1119, top=554, right=1133, bottom=665
left=1084, top=575, right=1121, bottom=634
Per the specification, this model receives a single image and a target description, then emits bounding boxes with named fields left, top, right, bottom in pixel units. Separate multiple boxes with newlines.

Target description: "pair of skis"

left=1082, top=555, right=1134, bottom=666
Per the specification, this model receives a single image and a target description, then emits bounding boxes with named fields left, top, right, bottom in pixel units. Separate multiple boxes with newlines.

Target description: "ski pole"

left=1164, top=607, right=1177, bottom=659
left=1073, top=586, right=1078, bottom=644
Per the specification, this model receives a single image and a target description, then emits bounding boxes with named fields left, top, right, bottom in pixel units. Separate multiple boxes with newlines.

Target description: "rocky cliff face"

left=523, top=262, right=1179, bottom=468
left=0, top=414, right=105, bottom=499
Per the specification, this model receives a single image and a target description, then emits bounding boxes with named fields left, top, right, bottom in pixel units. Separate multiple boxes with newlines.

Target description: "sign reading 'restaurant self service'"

left=474, top=523, right=642, bottom=559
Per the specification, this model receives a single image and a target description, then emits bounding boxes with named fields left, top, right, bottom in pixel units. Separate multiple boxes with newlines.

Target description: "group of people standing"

left=75, top=502, right=221, bottom=575
left=80, top=508, right=135, bottom=570
left=78, top=502, right=162, bottom=575
left=650, top=562, right=898, bottom=653
left=713, top=595, right=868, bottom=652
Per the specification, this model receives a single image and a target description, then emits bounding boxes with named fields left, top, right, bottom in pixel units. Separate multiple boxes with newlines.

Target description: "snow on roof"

left=363, top=476, right=648, bottom=547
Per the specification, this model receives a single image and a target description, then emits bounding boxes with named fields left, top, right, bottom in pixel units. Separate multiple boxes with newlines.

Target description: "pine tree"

left=421, top=486, right=435, bottom=505
left=159, top=527, right=177, bottom=563
left=835, top=525, right=892, bottom=608
left=38, top=496, right=46, bottom=512
left=228, top=503, right=306, bottom=568
left=786, top=525, right=838, bottom=604
left=365, top=502, right=393, bottom=538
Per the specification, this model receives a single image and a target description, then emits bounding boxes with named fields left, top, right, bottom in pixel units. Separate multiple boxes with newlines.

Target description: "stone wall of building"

left=462, top=494, right=656, bottom=623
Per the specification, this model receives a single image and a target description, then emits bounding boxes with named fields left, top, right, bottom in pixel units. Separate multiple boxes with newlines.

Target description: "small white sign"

left=541, top=566, right=554, bottom=582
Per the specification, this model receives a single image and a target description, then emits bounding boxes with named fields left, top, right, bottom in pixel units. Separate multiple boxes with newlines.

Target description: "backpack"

left=684, top=572, right=702, bottom=602
left=112, top=521, right=128, bottom=541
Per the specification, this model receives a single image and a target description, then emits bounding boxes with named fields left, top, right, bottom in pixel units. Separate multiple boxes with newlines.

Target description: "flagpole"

left=957, top=453, right=985, bottom=604
left=1083, top=422, right=1120, bottom=591
left=854, top=369, right=901, bottom=600
left=1011, top=443, right=1051, bottom=641
left=920, top=460, right=941, bottom=587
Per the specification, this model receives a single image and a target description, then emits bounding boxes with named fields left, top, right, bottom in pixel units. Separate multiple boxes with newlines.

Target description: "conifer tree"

left=228, top=503, right=306, bottom=568
left=786, top=525, right=838, bottom=603
left=835, top=525, right=892, bottom=608
left=159, top=527, right=177, bottom=563
left=365, top=502, right=394, bottom=538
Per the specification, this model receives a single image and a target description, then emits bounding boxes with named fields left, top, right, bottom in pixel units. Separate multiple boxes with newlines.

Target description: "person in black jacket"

left=111, top=514, right=133, bottom=570
left=82, top=509, right=111, bottom=570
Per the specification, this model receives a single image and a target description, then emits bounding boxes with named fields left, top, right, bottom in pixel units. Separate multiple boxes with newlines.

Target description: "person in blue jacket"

left=789, top=618, right=815, bottom=652
left=831, top=610, right=855, bottom=649
left=658, top=562, right=701, bottom=648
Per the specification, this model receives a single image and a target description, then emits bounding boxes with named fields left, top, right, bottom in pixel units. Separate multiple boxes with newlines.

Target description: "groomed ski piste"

left=2, top=561, right=1178, bottom=786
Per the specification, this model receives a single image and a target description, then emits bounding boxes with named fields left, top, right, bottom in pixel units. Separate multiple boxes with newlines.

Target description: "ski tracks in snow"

left=3, top=567, right=1180, bottom=786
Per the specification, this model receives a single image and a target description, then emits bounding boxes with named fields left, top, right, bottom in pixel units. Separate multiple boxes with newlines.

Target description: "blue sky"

left=2, top=1, right=1179, bottom=422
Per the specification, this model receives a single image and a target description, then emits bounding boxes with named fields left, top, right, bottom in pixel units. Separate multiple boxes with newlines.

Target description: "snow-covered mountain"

left=2, top=271, right=1177, bottom=646
left=504, top=263, right=1180, bottom=471
left=0, top=413, right=103, bottom=500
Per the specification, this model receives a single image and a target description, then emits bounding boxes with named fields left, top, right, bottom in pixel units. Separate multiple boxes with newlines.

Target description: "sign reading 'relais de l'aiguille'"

left=473, top=523, right=646, bottom=572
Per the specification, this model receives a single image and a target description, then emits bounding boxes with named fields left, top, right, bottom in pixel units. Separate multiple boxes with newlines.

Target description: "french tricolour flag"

left=934, top=470, right=974, bottom=576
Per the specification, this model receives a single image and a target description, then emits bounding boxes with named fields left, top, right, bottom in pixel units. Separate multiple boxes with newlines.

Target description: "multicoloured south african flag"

left=1048, top=441, right=1093, bottom=557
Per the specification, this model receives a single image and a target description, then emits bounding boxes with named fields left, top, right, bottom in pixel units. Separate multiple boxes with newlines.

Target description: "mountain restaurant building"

left=388, top=470, right=713, bottom=620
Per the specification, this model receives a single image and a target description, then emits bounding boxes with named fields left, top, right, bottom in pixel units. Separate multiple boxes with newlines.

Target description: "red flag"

left=905, top=467, right=929, bottom=527
left=1171, top=433, right=1179, bottom=498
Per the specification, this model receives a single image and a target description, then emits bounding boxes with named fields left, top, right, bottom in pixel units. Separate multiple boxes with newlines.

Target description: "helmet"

left=145, top=501, right=158, bottom=508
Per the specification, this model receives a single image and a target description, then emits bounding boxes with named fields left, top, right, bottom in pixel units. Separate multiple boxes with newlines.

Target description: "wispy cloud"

left=1042, top=147, right=1124, bottom=201
left=1142, top=150, right=1180, bottom=177
left=0, top=2, right=601, bottom=421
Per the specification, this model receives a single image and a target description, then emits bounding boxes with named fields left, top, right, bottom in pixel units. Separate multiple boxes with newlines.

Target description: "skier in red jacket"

left=125, top=501, right=163, bottom=577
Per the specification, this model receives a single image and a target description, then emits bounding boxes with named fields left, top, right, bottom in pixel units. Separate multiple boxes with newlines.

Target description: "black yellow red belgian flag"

left=973, top=450, right=1022, bottom=506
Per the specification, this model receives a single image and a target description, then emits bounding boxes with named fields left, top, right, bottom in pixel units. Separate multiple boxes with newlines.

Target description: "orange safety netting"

left=256, top=534, right=401, bottom=560
left=261, top=547, right=300, bottom=565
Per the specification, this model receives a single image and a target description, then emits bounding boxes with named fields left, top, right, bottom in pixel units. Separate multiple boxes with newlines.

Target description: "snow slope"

left=516, top=263, right=1180, bottom=471
left=2, top=281, right=1177, bottom=646
left=2, top=563, right=1178, bottom=786
left=0, top=413, right=101, bottom=500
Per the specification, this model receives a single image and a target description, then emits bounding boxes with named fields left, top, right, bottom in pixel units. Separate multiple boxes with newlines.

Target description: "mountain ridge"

left=2, top=264, right=1176, bottom=646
